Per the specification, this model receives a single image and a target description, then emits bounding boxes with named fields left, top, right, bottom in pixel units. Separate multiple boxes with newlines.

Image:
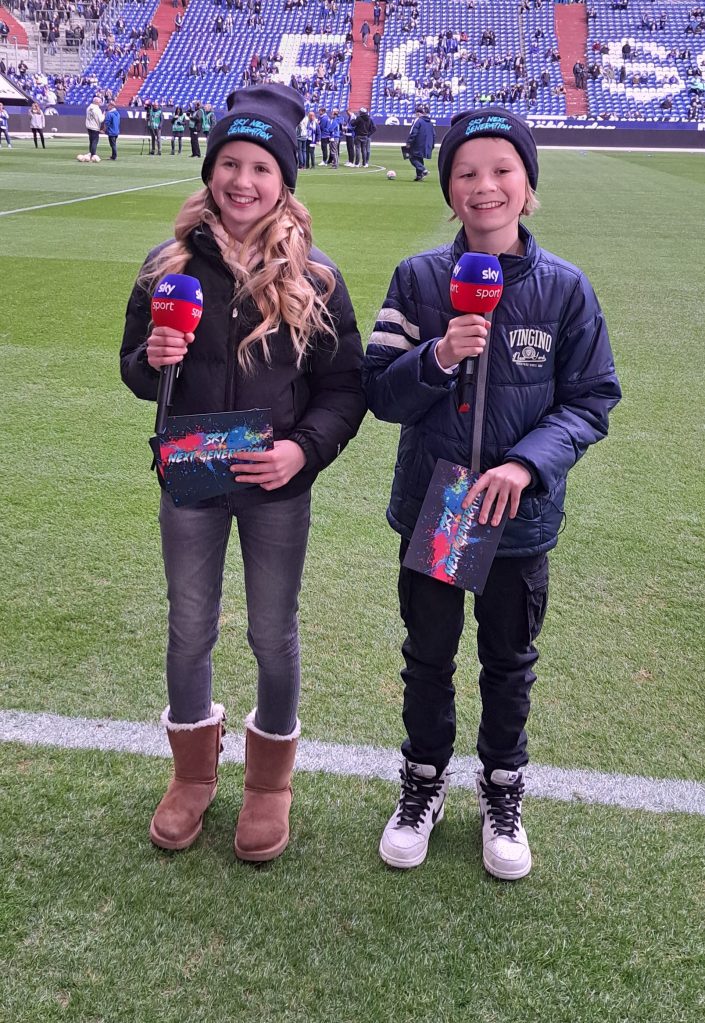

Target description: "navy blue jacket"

left=407, top=114, right=435, bottom=158
left=363, top=225, right=621, bottom=556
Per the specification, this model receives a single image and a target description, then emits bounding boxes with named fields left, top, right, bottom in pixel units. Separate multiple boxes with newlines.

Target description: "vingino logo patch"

left=509, top=328, right=553, bottom=366
left=465, top=115, right=513, bottom=137
left=227, top=117, right=273, bottom=142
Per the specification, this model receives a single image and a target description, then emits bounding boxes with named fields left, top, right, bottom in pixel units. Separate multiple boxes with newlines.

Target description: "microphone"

left=449, top=253, right=503, bottom=414
left=151, top=273, right=203, bottom=435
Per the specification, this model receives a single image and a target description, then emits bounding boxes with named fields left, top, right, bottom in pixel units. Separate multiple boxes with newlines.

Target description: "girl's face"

left=209, top=140, right=283, bottom=242
left=449, top=137, right=528, bottom=255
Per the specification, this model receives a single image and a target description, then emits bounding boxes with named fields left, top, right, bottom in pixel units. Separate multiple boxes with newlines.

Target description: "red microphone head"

left=151, top=274, right=204, bottom=333
left=450, top=253, right=503, bottom=315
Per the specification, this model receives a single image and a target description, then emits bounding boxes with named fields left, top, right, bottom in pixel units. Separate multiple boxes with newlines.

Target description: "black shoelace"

left=480, top=777, right=525, bottom=838
left=395, top=765, right=443, bottom=831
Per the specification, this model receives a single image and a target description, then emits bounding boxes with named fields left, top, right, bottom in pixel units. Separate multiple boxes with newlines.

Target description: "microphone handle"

left=456, top=355, right=476, bottom=414
left=457, top=309, right=492, bottom=414
left=154, top=362, right=179, bottom=435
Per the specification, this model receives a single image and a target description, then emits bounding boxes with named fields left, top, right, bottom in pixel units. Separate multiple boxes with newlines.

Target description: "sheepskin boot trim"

left=234, top=710, right=299, bottom=863
left=150, top=703, right=226, bottom=851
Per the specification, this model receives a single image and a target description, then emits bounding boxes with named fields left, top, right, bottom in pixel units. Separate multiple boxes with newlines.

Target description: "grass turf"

left=1, top=138, right=705, bottom=1021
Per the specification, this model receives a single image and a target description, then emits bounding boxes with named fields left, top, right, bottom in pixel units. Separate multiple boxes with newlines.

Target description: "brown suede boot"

left=149, top=704, right=226, bottom=851
left=234, top=710, right=300, bottom=863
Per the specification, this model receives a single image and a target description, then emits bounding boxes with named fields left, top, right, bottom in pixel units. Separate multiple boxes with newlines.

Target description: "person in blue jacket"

left=104, top=101, right=120, bottom=160
left=363, top=108, right=621, bottom=880
left=407, top=104, right=435, bottom=181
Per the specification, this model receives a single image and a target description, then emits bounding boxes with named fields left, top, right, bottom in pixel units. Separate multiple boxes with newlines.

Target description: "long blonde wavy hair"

left=139, top=184, right=337, bottom=372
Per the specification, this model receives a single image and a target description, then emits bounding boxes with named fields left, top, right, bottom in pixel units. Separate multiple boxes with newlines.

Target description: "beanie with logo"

left=202, top=84, right=305, bottom=191
left=437, top=106, right=538, bottom=208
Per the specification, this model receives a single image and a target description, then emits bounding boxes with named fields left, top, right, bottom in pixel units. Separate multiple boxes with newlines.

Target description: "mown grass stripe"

left=2, top=709, right=703, bottom=817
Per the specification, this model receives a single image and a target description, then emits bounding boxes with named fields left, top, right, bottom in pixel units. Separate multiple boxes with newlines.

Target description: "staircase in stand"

left=349, top=1, right=383, bottom=111
left=554, top=1, right=589, bottom=115
left=0, top=5, right=28, bottom=46
left=116, top=0, right=175, bottom=105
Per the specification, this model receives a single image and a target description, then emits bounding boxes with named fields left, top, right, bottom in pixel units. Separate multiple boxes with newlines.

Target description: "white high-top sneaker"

left=379, top=760, right=449, bottom=868
left=476, top=768, right=531, bottom=880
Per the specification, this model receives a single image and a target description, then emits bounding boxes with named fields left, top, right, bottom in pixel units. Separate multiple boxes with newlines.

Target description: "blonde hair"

left=139, top=185, right=337, bottom=372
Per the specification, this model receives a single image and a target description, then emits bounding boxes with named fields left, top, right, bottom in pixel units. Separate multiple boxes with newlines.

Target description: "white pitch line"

left=2, top=709, right=704, bottom=817
left=0, top=177, right=201, bottom=218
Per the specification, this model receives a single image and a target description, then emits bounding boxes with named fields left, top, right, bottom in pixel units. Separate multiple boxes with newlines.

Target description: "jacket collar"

left=450, top=223, right=539, bottom=285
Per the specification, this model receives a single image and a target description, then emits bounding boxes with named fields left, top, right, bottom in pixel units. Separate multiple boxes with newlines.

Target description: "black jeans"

left=398, top=539, right=549, bottom=775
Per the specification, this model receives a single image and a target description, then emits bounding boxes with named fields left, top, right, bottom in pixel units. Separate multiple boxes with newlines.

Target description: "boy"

left=363, top=108, right=621, bottom=880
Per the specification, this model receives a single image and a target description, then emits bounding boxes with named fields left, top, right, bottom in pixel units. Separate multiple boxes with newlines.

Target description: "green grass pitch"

left=1, top=138, right=704, bottom=1021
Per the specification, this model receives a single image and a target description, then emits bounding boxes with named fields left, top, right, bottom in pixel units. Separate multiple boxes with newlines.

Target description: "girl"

left=29, top=102, right=46, bottom=149
left=120, top=85, right=366, bottom=861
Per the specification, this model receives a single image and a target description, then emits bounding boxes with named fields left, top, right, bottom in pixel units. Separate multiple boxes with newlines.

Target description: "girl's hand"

left=230, top=440, right=306, bottom=491
left=462, top=462, right=533, bottom=526
left=146, top=326, right=195, bottom=370
left=435, top=314, right=490, bottom=369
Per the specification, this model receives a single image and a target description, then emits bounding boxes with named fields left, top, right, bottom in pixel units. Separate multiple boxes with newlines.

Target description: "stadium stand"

left=134, top=0, right=353, bottom=111
left=370, top=0, right=567, bottom=123
left=584, top=0, right=705, bottom=122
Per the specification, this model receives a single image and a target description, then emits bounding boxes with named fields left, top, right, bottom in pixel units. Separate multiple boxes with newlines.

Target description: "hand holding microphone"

left=444, top=252, right=503, bottom=414
left=148, top=273, right=203, bottom=435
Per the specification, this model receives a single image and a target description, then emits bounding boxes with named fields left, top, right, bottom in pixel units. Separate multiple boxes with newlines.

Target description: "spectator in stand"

left=105, top=100, right=120, bottom=160
left=360, top=20, right=371, bottom=47
left=30, top=102, right=46, bottom=149
left=175, top=12, right=183, bottom=31
left=373, top=2, right=381, bottom=26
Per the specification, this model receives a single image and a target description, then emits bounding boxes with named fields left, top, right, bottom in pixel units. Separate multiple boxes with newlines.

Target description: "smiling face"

left=449, top=136, right=529, bottom=255
left=209, top=140, right=283, bottom=242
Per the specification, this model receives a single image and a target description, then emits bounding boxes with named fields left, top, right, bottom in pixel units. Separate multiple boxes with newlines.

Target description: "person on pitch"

left=120, top=84, right=366, bottom=862
left=363, top=108, right=621, bottom=880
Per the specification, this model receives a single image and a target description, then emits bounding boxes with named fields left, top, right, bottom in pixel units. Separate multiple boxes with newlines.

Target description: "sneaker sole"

left=378, top=803, right=444, bottom=869
left=482, top=849, right=532, bottom=881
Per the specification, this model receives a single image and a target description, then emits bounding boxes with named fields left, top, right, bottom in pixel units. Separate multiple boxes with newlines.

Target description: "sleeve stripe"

left=367, top=333, right=414, bottom=352
left=375, top=307, right=421, bottom=340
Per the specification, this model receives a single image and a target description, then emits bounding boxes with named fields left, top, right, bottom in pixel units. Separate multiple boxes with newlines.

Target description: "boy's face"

left=449, top=137, right=528, bottom=254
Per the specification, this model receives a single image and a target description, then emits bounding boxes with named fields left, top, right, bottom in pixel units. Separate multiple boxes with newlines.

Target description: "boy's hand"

left=462, top=462, right=533, bottom=526
left=436, top=314, right=490, bottom=369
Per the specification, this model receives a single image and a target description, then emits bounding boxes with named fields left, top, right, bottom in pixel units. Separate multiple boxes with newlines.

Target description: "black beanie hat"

left=201, top=84, right=305, bottom=192
left=437, top=106, right=538, bottom=207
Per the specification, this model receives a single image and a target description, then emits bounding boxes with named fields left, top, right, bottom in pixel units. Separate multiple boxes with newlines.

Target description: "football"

left=386, top=170, right=397, bottom=180
left=76, top=153, right=88, bottom=162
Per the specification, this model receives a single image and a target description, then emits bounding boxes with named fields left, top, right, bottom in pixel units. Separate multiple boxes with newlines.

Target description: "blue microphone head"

left=450, top=253, right=503, bottom=314
left=151, top=274, right=204, bottom=332
left=154, top=274, right=203, bottom=307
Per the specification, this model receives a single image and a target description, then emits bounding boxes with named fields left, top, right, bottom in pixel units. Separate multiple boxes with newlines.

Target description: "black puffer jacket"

left=120, top=225, right=367, bottom=505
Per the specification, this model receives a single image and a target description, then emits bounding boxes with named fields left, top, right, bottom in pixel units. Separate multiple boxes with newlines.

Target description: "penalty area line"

left=0, top=177, right=202, bottom=218
left=1, top=708, right=704, bottom=817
